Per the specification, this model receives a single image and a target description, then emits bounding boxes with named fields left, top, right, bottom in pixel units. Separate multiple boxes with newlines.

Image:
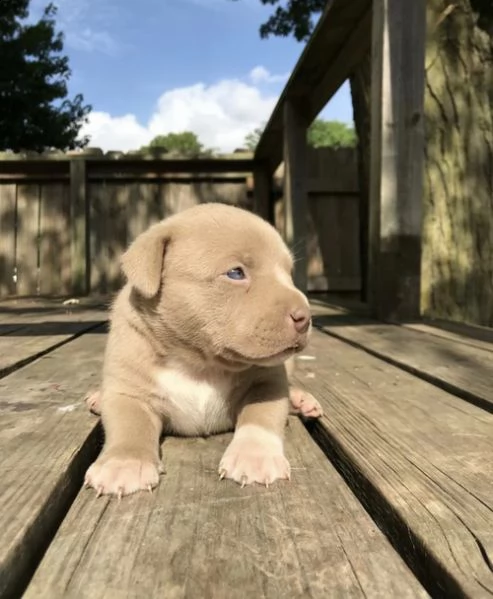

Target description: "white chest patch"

left=155, top=367, right=234, bottom=436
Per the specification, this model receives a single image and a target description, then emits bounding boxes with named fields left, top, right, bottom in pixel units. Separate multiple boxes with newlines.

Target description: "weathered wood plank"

left=294, top=329, right=493, bottom=597
left=16, top=184, right=40, bottom=296
left=0, top=329, right=106, bottom=599
left=25, top=417, right=427, bottom=599
left=0, top=305, right=107, bottom=377
left=284, top=100, right=308, bottom=292
left=312, top=304, right=493, bottom=411
left=39, top=183, right=71, bottom=295
left=368, top=0, right=427, bottom=320
left=70, top=158, right=88, bottom=295
left=404, top=319, right=493, bottom=354
left=0, top=184, right=16, bottom=297
left=89, top=181, right=128, bottom=294
left=253, top=165, right=272, bottom=222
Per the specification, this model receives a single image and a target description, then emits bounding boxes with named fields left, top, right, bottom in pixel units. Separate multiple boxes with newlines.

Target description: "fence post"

left=69, top=157, right=89, bottom=295
left=283, top=99, right=308, bottom=293
left=253, top=165, right=272, bottom=223
left=368, top=0, right=426, bottom=321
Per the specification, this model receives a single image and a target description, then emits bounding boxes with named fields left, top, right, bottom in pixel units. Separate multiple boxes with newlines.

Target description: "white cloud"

left=81, top=113, right=150, bottom=152
left=249, top=66, right=289, bottom=85
left=80, top=73, right=281, bottom=153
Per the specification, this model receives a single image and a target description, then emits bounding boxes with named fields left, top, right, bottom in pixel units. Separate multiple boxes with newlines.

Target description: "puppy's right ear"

left=121, top=222, right=170, bottom=298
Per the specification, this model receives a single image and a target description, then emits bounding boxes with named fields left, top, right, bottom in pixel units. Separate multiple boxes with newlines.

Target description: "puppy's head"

left=121, top=202, right=311, bottom=369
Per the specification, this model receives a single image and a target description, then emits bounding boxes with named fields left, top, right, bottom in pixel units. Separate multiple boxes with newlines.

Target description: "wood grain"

left=25, top=418, right=427, bottom=599
left=283, top=100, right=308, bottom=292
left=294, top=329, right=493, bottom=597
left=39, top=182, right=71, bottom=295
left=0, top=183, right=16, bottom=296
left=369, top=0, right=427, bottom=320
left=313, top=305, right=493, bottom=411
left=16, top=184, right=40, bottom=296
left=0, top=328, right=107, bottom=598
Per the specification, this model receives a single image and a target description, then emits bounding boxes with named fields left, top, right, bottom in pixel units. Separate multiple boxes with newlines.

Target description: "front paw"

left=219, top=425, right=290, bottom=487
left=289, top=387, right=323, bottom=419
left=85, top=450, right=162, bottom=498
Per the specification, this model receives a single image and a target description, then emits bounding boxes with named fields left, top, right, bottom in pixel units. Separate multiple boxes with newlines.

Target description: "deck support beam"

left=368, top=0, right=427, bottom=321
left=283, top=100, right=308, bottom=293
left=253, top=165, right=273, bottom=224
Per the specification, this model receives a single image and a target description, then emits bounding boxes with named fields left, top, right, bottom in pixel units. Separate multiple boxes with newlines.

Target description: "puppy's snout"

left=290, top=307, right=311, bottom=334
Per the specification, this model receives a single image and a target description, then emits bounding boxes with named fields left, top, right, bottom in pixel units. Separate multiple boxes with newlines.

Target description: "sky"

left=30, top=0, right=354, bottom=153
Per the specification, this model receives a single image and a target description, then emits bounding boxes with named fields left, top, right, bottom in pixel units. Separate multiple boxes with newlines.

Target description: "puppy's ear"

left=121, top=222, right=170, bottom=298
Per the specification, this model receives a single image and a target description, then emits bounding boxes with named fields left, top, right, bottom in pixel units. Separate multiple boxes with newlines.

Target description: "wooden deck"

left=1, top=297, right=492, bottom=598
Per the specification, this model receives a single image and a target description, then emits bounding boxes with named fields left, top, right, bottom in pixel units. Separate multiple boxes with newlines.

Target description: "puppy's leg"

left=219, top=380, right=290, bottom=487
left=85, top=393, right=163, bottom=497
left=285, top=356, right=323, bottom=419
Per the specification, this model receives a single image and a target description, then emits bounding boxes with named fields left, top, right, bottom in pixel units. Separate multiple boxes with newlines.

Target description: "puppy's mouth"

left=223, top=343, right=303, bottom=367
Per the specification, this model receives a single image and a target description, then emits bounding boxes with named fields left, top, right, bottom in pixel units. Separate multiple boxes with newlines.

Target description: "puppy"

left=84, top=202, right=322, bottom=498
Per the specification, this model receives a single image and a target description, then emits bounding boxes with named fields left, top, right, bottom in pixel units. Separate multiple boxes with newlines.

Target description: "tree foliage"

left=307, top=119, right=356, bottom=148
left=141, top=131, right=216, bottom=157
left=230, top=0, right=324, bottom=41
left=244, top=126, right=264, bottom=151
left=0, top=0, right=91, bottom=152
left=244, top=119, right=356, bottom=151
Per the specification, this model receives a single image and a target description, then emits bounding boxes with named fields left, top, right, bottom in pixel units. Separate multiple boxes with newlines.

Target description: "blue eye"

left=226, top=267, right=246, bottom=280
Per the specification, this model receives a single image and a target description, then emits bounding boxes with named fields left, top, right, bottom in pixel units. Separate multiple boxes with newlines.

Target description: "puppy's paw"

left=219, top=425, right=290, bottom=487
left=84, top=389, right=101, bottom=416
left=85, top=450, right=162, bottom=498
left=289, top=387, right=323, bottom=419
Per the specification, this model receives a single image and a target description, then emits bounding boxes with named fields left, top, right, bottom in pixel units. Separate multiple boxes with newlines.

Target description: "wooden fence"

left=0, top=148, right=360, bottom=298
left=274, top=147, right=360, bottom=292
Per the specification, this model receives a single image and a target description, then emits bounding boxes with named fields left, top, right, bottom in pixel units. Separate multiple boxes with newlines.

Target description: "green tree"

left=141, top=131, right=216, bottom=157
left=244, top=126, right=264, bottom=151
left=245, top=119, right=356, bottom=151
left=307, top=120, right=356, bottom=148
left=0, top=0, right=91, bottom=152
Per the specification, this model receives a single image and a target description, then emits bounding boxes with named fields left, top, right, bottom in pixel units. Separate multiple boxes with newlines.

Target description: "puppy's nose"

left=290, top=307, right=311, bottom=334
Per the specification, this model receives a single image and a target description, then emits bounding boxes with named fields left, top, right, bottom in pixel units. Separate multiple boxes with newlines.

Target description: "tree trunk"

left=422, top=0, right=493, bottom=326
left=350, top=0, right=493, bottom=326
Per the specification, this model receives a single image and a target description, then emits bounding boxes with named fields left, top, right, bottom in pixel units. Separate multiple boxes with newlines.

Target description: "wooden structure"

left=0, top=152, right=256, bottom=297
left=254, top=0, right=427, bottom=322
left=1, top=296, right=492, bottom=598
left=2, top=1, right=492, bottom=596
left=0, top=148, right=360, bottom=298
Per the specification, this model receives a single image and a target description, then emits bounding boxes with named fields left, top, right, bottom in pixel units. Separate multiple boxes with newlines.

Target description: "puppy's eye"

left=226, top=267, right=246, bottom=280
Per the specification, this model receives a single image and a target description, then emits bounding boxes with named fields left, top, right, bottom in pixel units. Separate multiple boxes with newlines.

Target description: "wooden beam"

left=307, top=6, right=372, bottom=121
left=368, top=0, right=426, bottom=321
left=255, top=0, right=371, bottom=174
left=283, top=100, right=308, bottom=292
left=253, top=165, right=272, bottom=223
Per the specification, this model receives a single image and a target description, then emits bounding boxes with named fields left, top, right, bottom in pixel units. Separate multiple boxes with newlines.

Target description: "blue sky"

left=30, top=0, right=353, bottom=152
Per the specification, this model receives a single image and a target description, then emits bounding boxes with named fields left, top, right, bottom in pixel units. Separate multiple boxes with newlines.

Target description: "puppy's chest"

left=155, top=368, right=235, bottom=436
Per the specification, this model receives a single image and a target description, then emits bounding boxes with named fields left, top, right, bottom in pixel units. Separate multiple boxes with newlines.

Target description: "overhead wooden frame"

left=254, top=0, right=372, bottom=175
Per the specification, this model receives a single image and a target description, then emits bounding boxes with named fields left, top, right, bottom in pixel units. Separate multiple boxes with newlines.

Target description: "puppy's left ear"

left=121, top=221, right=170, bottom=298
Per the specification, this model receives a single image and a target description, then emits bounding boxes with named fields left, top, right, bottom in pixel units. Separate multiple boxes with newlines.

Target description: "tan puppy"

left=84, top=202, right=321, bottom=498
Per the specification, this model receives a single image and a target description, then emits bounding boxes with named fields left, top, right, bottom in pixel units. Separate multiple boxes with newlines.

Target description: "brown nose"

left=290, top=307, right=311, bottom=334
